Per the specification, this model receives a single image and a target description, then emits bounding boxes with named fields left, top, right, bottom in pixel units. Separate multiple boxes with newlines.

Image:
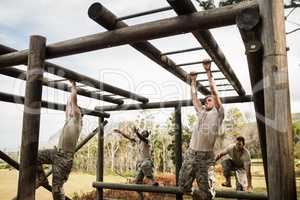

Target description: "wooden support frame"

left=0, top=44, right=145, bottom=104
left=167, top=0, right=246, bottom=96
left=236, top=6, right=269, bottom=191
left=95, top=95, right=252, bottom=112
left=92, top=182, right=268, bottom=199
left=258, top=0, right=297, bottom=199
left=0, top=1, right=257, bottom=70
left=0, top=66, right=123, bottom=105
left=0, top=91, right=110, bottom=118
left=17, top=35, right=46, bottom=200
left=174, top=106, right=183, bottom=200
left=96, top=117, right=105, bottom=200
left=88, top=2, right=210, bottom=95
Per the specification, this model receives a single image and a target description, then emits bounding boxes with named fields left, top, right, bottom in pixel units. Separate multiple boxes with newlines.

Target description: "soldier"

left=178, top=59, right=225, bottom=200
left=114, top=127, right=158, bottom=186
left=215, top=136, right=253, bottom=192
left=36, top=80, right=83, bottom=200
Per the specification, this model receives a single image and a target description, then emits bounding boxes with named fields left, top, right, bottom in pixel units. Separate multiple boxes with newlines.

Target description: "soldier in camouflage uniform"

left=36, top=80, right=83, bottom=200
left=114, top=127, right=158, bottom=185
left=179, top=59, right=224, bottom=200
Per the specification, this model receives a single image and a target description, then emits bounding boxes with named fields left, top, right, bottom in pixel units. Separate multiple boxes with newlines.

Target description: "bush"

left=0, top=163, right=11, bottom=169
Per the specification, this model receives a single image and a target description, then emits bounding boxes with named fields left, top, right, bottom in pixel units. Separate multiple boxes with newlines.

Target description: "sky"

left=0, top=0, right=299, bottom=151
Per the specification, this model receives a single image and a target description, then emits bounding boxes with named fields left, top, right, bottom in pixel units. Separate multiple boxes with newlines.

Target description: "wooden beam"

left=92, top=182, right=268, bottom=199
left=258, top=0, right=297, bottom=199
left=17, top=35, right=46, bottom=200
left=0, top=91, right=110, bottom=118
left=236, top=6, right=269, bottom=192
left=167, top=0, right=248, bottom=96
left=88, top=3, right=210, bottom=95
left=0, top=67, right=123, bottom=105
left=96, top=117, right=105, bottom=200
left=0, top=44, right=144, bottom=104
left=174, top=106, right=183, bottom=200
left=95, top=95, right=252, bottom=111
left=0, top=1, right=257, bottom=69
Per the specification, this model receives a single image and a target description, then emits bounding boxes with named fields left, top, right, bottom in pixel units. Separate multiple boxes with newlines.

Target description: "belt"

left=55, top=146, right=74, bottom=155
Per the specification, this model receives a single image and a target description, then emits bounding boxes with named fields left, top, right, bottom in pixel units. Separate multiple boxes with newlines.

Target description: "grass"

left=1, top=162, right=300, bottom=200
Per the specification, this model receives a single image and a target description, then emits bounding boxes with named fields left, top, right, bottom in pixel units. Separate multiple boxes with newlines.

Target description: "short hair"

left=204, top=95, right=213, bottom=102
left=141, top=130, right=150, bottom=138
left=236, top=136, right=245, bottom=145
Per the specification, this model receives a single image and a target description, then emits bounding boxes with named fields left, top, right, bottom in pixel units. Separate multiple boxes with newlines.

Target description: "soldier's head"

left=141, top=130, right=151, bottom=138
left=204, top=95, right=214, bottom=110
left=236, top=136, right=245, bottom=151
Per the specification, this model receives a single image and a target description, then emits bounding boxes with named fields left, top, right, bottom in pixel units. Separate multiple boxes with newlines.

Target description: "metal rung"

left=204, top=83, right=231, bottom=87
left=193, top=70, right=221, bottom=75
left=197, top=77, right=227, bottom=82
left=218, top=89, right=235, bottom=92
left=161, top=47, right=204, bottom=56
left=177, top=60, right=213, bottom=67
left=117, top=6, right=173, bottom=21
left=102, top=94, right=116, bottom=97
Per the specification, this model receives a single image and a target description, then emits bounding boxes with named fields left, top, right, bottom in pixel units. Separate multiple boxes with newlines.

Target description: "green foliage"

left=0, top=163, right=11, bottom=170
left=223, top=107, right=245, bottom=137
left=167, top=113, right=194, bottom=166
left=293, top=121, right=300, bottom=159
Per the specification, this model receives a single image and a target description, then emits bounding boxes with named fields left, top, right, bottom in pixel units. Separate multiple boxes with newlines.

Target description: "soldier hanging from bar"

left=178, top=59, right=225, bottom=200
left=36, top=80, right=83, bottom=200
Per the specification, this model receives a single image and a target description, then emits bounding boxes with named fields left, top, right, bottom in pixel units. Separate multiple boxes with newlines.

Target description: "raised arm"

left=66, top=80, right=81, bottom=119
left=203, top=59, right=222, bottom=110
left=189, top=72, right=202, bottom=112
left=133, top=127, right=149, bottom=144
left=114, top=129, right=136, bottom=143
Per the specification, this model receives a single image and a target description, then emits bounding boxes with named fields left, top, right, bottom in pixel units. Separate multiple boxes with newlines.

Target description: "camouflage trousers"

left=197, top=0, right=216, bottom=10
left=135, top=158, right=154, bottom=183
left=36, top=148, right=74, bottom=200
left=221, top=158, right=247, bottom=191
left=179, top=149, right=216, bottom=200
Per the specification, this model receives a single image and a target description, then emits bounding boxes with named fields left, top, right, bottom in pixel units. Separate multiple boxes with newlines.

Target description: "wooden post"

left=96, top=117, right=105, bottom=200
left=174, top=106, right=183, bottom=200
left=258, top=0, right=297, bottom=199
left=17, top=35, right=46, bottom=200
left=236, top=7, right=269, bottom=191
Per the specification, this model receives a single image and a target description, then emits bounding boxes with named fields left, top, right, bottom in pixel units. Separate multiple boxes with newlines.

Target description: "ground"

left=0, top=162, right=300, bottom=199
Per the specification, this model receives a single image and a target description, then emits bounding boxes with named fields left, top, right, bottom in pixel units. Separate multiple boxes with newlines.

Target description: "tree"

left=167, top=113, right=195, bottom=167
left=223, top=107, right=245, bottom=137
